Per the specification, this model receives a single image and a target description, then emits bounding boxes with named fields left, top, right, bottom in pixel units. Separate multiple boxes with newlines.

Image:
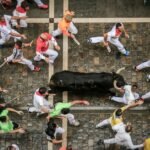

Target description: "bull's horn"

left=116, top=67, right=125, bottom=74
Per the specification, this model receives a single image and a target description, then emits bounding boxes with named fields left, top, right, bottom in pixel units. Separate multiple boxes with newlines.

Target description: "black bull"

left=49, top=71, right=126, bottom=95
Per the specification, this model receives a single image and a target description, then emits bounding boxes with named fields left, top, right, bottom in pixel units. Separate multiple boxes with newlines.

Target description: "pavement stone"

left=69, top=0, right=150, bottom=18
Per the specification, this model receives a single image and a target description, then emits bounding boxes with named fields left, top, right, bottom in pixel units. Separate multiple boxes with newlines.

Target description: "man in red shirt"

left=34, top=32, right=60, bottom=64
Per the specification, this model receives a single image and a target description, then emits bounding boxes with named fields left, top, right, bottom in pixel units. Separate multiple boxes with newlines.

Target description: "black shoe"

left=115, top=52, right=121, bottom=60
left=97, top=139, right=104, bottom=145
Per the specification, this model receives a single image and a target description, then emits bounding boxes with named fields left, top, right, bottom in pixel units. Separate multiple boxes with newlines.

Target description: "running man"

left=88, top=23, right=130, bottom=55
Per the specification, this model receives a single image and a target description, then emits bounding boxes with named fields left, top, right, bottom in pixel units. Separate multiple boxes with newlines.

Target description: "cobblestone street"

left=0, top=0, right=150, bottom=150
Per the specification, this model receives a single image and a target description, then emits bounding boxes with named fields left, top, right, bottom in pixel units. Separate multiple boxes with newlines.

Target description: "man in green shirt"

left=0, top=107, right=25, bottom=134
left=47, top=100, right=89, bottom=126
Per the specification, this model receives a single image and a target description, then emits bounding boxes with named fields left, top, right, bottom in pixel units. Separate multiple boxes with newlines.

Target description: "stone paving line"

left=48, top=0, right=55, bottom=150
left=62, top=0, right=69, bottom=148
left=27, top=17, right=150, bottom=23
left=18, top=106, right=148, bottom=111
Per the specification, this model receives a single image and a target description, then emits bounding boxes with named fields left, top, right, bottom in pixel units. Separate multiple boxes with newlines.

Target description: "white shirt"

left=123, top=85, right=139, bottom=104
left=33, top=89, right=51, bottom=112
left=0, top=26, right=11, bottom=36
left=12, top=144, right=20, bottom=150
left=107, top=23, right=123, bottom=39
left=4, top=15, right=12, bottom=29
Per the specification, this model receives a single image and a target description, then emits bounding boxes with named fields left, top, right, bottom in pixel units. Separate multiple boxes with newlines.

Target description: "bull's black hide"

left=49, top=71, right=126, bottom=95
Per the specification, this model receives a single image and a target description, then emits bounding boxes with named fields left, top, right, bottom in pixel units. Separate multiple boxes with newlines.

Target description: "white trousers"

left=96, top=118, right=110, bottom=128
left=61, top=113, right=77, bottom=125
left=34, top=49, right=58, bottom=64
left=0, top=29, right=21, bottom=45
left=6, top=56, right=35, bottom=70
left=52, top=22, right=78, bottom=37
left=12, top=10, right=27, bottom=28
left=96, top=119, right=124, bottom=132
left=29, top=99, right=51, bottom=113
left=136, top=60, right=150, bottom=70
left=34, top=0, right=44, bottom=5
left=89, top=36, right=127, bottom=54
left=104, top=132, right=143, bottom=149
left=47, top=126, right=65, bottom=140
left=111, top=96, right=128, bottom=104
left=111, top=92, right=139, bottom=105
left=141, top=92, right=150, bottom=100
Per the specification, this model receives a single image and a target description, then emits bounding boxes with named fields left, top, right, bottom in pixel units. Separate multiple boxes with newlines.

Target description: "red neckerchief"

left=0, top=21, right=6, bottom=26
left=115, top=28, right=122, bottom=37
left=36, top=91, right=43, bottom=96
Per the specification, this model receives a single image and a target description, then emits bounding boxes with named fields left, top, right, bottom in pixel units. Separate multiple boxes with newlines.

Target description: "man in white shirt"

left=98, top=123, right=144, bottom=149
left=28, top=87, right=53, bottom=115
left=0, top=15, right=26, bottom=45
left=110, top=83, right=140, bottom=104
left=45, top=119, right=65, bottom=144
left=88, top=23, right=129, bottom=56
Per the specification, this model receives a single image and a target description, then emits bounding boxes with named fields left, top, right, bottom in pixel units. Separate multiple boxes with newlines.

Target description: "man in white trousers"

left=28, top=87, right=54, bottom=115
left=88, top=23, right=130, bottom=55
left=110, top=81, right=140, bottom=105
left=47, top=100, right=90, bottom=126
left=0, top=15, right=27, bottom=45
left=5, top=40, right=40, bottom=72
left=12, top=0, right=29, bottom=28
left=96, top=105, right=130, bottom=132
left=52, top=10, right=78, bottom=39
left=34, top=32, right=60, bottom=64
left=45, top=118, right=65, bottom=144
left=98, top=123, right=144, bottom=149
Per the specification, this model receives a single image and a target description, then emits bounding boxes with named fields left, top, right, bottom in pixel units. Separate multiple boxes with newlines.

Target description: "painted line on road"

left=18, top=106, right=149, bottom=111
left=62, top=0, right=69, bottom=148
left=27, top=18, right=150, bottom=23
left=71, top=106, right=148, bottom=111
left=55, top=18, right=150, bottom=23
left=48, top=0, right=54, bottom=150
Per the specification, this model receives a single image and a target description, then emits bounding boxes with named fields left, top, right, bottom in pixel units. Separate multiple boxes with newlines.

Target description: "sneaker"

left=108, top=96, right=112, bottom=100
left=33, top=66, right=40, bottom=72
left=133, top=66, right=139, bottom=71
left=146, top=75, right=150, bottom=82
left=115, top=52, right=121, bottom=59
left=96, top=124, right=100, bottom=129
left=87, top=39, right=91, bottom=43
left=72, top=121, right=80, bottom=126
left=28, top=107, right=37, bottom=113
left=125, top=50, right=130, bottom=56
left=38, top=4, right=48, bottom=9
